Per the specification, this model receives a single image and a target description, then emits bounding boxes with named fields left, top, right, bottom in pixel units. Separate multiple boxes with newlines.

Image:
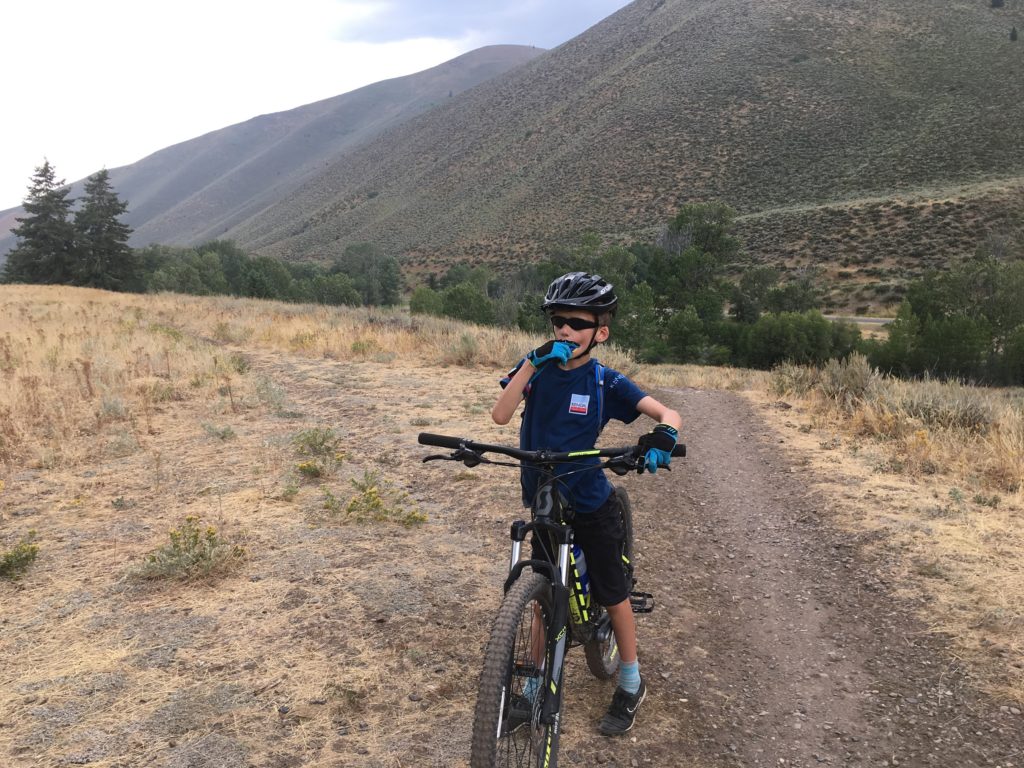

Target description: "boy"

left=492, top=271, right=682, bottom=735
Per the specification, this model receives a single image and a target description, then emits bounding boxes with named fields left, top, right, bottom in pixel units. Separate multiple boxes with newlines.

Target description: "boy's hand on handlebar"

left=527, top=340, right=578, bottom=369
left=637, top=423, right=678, bottom=474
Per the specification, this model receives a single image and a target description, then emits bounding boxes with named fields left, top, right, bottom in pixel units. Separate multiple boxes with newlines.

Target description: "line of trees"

left=137, top=240, right=402, bottom=306
left=6, top=160, right=1020, bottom=383
left=1, top=161, right=402, bottom=307
left=411, top=203, right=860, bottom=370
left=410, top=204, right=1023, bottom=384
left=862, top=254, right=1024, bottom=385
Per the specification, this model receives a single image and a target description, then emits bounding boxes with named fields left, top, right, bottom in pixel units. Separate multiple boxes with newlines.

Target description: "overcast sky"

left=0, top=0, right=631, bottom=211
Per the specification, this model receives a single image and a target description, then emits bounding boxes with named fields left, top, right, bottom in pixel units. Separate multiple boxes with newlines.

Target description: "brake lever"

left=606, top=456, right=634, bottom=476
left=422, top=453, right=456, bottom=463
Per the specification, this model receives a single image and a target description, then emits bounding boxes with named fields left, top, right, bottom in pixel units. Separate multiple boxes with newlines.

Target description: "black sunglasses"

left=550, top=315, right=599, bottom=331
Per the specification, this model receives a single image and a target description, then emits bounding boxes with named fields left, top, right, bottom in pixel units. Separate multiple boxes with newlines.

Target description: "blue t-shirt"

left=504, top=358, right=646, bottom=513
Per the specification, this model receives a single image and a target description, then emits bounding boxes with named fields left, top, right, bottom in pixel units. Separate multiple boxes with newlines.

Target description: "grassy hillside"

left=734, top=178, right=1024, bottom=312
left=225, top=0, right=1024, bottom=296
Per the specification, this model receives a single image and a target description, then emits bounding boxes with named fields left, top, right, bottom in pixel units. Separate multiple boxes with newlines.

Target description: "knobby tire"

left=470, top=572, right=557, bottom=768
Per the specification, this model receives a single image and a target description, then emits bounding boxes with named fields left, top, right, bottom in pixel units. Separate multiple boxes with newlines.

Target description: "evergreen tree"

left=73, top=169, right=139, bottom=291
left=2, top=160, right=76, bottom=284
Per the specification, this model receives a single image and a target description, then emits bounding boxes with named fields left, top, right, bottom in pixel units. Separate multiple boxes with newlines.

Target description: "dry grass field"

left=1, top=286, right=1021, bottom=766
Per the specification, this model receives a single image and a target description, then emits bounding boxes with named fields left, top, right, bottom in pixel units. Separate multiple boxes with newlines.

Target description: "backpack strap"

left=595, top=362, right=605, bottom=433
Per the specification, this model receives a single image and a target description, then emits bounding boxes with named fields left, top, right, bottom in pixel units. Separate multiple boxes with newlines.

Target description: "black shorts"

left=530, top=488, right=630, bottom=607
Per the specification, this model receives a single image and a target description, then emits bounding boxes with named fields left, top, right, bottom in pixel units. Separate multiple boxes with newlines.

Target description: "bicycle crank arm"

left=629, top=591, right=654, bottom=614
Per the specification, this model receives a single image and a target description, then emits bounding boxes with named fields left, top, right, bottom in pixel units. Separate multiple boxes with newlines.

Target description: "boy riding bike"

left=492, top=271, right=682, bottom=735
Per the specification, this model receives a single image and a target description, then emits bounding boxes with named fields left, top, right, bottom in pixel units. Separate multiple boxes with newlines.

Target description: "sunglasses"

left=550, top=315, right=599, bottom=331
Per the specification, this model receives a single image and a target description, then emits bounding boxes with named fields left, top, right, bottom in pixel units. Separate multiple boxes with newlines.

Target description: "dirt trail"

left=4, top=348, right=1023, bottom=768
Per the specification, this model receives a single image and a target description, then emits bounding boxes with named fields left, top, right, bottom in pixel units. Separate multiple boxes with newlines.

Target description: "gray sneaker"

left=598, top=676, right=647, bottom=736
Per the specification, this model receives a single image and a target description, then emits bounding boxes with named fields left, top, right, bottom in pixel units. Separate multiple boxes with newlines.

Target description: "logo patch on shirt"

left=569, top=394, right=590, bottom=415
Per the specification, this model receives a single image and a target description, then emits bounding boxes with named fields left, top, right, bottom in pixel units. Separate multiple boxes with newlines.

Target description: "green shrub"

left=441, top=333, right=481, bottom=366
left=202, top=423, right=236, bottom=440
left=883, top=382, right=995, bottom=434
left=770, top=362, right=820, bottom=397
left=292, top=427, right=342, bottom=457
left=131, top=516, right=245, bottom=581
left=442, top=283, right=495, bottom=325
left=341, top=471, right=425, bottom=527
left=1, top=532, right=39, bottom=581
left=743, top=311, right=833, bottom=368
left=254, top=376, right=289, bottom=414
left=409, top=285, right=443, bottom=316
left=227, top=352, right=250, bottom=374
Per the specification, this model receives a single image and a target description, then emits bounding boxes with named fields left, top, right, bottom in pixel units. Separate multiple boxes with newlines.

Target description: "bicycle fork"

left=538, top=543, right=570, bottom=768
left=507, top=530, right=570, bottom=768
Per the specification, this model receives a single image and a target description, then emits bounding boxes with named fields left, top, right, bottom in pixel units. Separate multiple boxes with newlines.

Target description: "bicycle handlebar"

left=417, top=432, right=686, bottom=465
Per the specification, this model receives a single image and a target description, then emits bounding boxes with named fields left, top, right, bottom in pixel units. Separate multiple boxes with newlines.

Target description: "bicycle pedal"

left=629, top=591, right=654, bottom=613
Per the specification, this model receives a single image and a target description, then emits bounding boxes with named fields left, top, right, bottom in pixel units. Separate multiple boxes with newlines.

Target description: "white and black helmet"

left=541, top=272, right=618, bottom=315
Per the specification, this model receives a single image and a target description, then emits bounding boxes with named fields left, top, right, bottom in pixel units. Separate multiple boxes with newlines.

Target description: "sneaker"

left=598, top=676, right=647, bottom=736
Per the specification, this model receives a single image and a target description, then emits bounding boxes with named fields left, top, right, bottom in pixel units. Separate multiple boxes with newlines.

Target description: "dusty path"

left=604, top=386, right=1024, bottom=768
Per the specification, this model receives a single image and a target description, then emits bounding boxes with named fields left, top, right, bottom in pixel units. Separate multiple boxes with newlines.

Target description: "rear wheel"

left=470, top=572, right=556, bottom=768
left=583, top=487, right=635, bottom=679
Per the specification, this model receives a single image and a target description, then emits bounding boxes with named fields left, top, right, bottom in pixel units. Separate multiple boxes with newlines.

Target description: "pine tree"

left=2, top=160, right=76, bottom=284
left=73, top=169, right=139, bottom=291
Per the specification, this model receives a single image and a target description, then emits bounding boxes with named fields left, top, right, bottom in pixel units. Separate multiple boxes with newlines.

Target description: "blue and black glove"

left=637, top=424, right=678, bottom=474
left=526, top=339, right=578, bottom=369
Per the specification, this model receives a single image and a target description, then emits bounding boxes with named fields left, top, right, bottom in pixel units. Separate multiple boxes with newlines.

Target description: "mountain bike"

left=418, top=432, right=685, bottom=768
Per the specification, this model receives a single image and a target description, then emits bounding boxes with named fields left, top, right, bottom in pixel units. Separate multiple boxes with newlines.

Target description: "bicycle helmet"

left=541, top=272, right=618, bottom=315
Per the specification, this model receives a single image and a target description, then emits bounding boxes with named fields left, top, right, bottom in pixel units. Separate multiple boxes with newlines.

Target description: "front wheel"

left=471, top=572, right=557, bottom=768
left=583, top=486, right=635, bottom=679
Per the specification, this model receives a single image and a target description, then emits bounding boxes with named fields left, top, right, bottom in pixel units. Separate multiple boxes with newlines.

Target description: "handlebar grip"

left=672, top=444, right=687, bottom=457
left=418, top=433, right=467, bottom=449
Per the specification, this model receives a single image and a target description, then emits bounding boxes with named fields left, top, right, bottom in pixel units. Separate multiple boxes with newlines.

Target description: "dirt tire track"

left=600, top=386, right=1024, bottom=767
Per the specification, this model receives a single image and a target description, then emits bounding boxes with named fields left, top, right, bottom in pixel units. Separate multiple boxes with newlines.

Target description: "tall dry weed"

left=818, top=353, right=875, bottom=412
left=642, top=362, right=764, bottom=391
left=766, top=356, right=1022, bottom=496
left=0, top=286, right=230, bottom=467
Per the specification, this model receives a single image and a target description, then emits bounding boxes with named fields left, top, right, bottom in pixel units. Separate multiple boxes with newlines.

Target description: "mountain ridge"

left=0, top=44, right=543, bottom=255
